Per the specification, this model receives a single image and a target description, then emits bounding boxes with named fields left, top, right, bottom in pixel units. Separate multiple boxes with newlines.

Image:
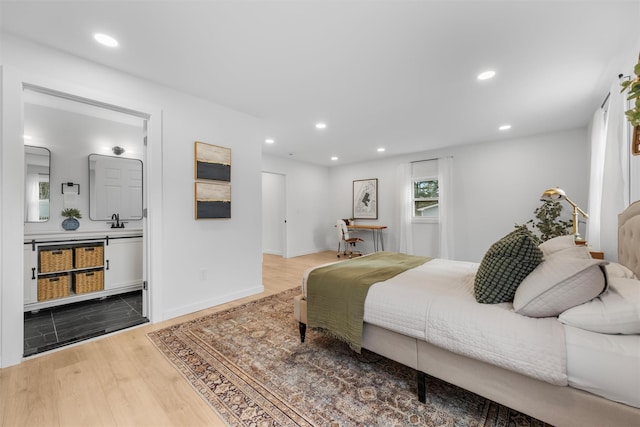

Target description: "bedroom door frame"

left=1, top=67, right=163, bottom=367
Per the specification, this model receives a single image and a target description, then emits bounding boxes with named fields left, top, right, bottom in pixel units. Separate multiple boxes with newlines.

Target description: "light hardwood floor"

left=0, top=251, right=338, bottom=427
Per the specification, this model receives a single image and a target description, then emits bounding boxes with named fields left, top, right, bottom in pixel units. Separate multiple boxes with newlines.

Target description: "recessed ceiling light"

left=377, top=147, right=385, bottom=152
left=477, top=70, right=496, bottom=80
left=94, top=33, right=119, bottom=48
left=265, top=138, right=275, bottom=144
left=499, top=124, right=512, bottom=131
left=331, top=156, right=338, bottom=161
left=315, top=123, right=327, bottom=129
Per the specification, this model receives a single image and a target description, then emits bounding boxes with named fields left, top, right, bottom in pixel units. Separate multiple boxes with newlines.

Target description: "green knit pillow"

left=474, top=227, right=543, bottom=304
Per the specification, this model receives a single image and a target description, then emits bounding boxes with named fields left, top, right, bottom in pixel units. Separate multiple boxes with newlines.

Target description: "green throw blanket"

left=306, top=251, right=431, bottom=352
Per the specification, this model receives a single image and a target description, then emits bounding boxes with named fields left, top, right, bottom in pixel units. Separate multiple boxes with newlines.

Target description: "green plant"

left=515, top=200, right=572, bottom=245
left=61, top=208, right=82, bottom=219
left=620, top=54, right=640, bottom=127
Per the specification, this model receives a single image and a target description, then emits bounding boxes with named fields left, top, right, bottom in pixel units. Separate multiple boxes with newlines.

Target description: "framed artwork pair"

left=194, top=141, right=231, bottom=219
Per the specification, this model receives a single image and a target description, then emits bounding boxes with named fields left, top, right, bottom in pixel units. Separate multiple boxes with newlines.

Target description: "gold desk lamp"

left=540, top=187, right=588, bottom=242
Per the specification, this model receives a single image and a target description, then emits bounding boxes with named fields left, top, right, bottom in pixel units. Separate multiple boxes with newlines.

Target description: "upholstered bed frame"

left=293, top=200, right=640, bottom=427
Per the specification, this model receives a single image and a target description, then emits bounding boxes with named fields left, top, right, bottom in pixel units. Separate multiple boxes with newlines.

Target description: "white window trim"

left=411, top=176, right=440, bottom=224
left=412, top=216, right=439, bottom=224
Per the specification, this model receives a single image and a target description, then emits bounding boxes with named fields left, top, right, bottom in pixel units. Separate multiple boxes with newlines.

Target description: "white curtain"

left=438, top=156, right=454, bottom=259
left=25, top=172, right=40, bottom=221
left=396, top=163, right=413, bottom=254
left=587, top=108, right=606, bottom=250
left=588, top=79, right=630, bottom=261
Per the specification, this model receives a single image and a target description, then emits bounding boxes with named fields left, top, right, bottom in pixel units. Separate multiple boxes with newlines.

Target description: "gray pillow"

left=538, top=235, right=576, bottom=258
left=474, top=228, right=543, bottom=304
left=514, top=256, right=607, bottom=318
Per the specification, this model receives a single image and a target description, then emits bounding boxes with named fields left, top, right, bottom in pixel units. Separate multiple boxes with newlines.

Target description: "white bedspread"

left=565, top=325, right=640, bottom=407
left=363, top=259, right=568, bottom=385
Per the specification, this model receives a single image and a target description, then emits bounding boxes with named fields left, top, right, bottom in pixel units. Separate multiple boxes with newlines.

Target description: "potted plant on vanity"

left=61, top=208, right=82, bottom=231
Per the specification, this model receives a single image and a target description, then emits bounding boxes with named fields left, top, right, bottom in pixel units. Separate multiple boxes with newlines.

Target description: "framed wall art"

left=195, top=181, right=231, bottom=219
left=353, top=178, right=378, bottom=219
left=194, top=141, right=231, bottom=182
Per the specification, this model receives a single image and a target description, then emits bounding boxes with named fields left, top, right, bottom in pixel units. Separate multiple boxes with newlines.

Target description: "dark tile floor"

left=24, top=291, right=148, bottom=357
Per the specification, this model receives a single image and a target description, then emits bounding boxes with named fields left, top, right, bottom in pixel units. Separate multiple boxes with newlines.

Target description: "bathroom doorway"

left=22, top=86, right=150, bottom=356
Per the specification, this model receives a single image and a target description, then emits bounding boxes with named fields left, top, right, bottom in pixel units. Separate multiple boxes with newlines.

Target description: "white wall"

left=262, top=128, right=590, bottom=263
left=262, top=154, right=330, bottom=257
left=328, top=128, right=590, bottom=262
left=1, top=34, right=266, bottom=365
left=23, top=100, right=145, bottom=233
left=0, top=65, right=26, bottom=367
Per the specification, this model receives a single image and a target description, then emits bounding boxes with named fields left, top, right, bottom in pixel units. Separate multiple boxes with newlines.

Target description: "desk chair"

left=336, top=219, right=364, bottom=258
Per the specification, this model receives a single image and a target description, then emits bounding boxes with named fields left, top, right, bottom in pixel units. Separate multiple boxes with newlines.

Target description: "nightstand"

left=574, top=240, right=604, bottom=259
left=589, top=251, right=605, bottom=259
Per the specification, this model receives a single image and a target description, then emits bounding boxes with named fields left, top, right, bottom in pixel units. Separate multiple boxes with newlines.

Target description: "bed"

left=293, top=201, right=640, bottom=427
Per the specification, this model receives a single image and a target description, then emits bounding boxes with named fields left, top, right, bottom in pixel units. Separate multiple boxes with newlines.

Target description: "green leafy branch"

left=515, top=200, right=572, bottom=245
left=620, top=59, right=640, bottom=127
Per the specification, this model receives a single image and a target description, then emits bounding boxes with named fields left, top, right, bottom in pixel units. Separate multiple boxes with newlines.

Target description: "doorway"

left=262, top=172, right=286, bottom=256
left=22, top=86, right=149, bottom=356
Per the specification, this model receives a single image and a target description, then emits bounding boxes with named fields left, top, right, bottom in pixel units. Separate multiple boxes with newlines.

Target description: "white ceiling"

left=2, top=1, right=639, bottom=166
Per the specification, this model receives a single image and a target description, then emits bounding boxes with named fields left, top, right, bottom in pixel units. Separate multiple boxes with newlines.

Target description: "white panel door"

left=94, top=157, right=143, bottom=219
left=262, top=172, right=286, bottom=256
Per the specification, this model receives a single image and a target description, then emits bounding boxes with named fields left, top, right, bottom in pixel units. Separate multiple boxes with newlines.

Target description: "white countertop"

left=25, top=228, right=143, bottom=242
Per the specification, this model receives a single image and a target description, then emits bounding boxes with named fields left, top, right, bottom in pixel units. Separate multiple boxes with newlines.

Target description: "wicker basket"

left=37, top=274, right=70, bottom=301
left=74, top=245, right=104, bottom=269
left=74, top=270, right=104, bottom=294
left=39, top=248, right=73, bottom=273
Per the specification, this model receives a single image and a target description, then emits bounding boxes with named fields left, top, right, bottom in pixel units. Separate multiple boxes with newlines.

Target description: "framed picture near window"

left=353, top=178, right=378, bottom=219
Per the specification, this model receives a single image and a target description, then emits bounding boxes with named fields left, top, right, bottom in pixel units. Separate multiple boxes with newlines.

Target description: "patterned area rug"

left=148, top=289, right=550, bottom=426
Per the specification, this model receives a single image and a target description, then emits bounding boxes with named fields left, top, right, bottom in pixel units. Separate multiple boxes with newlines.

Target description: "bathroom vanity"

left=24, top=229, right=143, bottom=312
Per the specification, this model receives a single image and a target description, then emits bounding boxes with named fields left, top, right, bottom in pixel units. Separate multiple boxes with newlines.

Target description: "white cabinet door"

left=24, top=245, right=38, bottom=304
left=104, top=238, right=143, bottom=290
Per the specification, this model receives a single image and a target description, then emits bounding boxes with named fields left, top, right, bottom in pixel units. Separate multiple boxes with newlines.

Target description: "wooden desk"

left=348, top=225, right=387, bottom=251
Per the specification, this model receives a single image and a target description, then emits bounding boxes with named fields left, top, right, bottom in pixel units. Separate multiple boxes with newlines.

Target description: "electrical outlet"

left=200, top=268, right=207, bottom=281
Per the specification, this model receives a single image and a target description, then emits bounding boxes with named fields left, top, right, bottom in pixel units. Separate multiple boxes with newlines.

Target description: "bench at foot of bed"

left=295, top=317, right=427, bottom=404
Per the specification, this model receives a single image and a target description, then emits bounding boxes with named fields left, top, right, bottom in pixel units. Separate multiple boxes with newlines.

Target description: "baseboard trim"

left=162, top=286, right=264, bottom=320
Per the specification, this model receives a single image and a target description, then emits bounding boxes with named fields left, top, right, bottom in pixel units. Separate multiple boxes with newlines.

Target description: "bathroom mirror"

left=89, top=154, right=143, bottom=220
left=24, top=145, right=51, bottom=222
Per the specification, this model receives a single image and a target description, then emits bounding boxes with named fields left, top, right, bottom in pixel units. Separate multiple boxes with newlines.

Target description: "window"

left=413, top=177, right=439, bottom=222
left=38, top=176, right=50, bottom=221
left=38, top=178, right=50, bottom=201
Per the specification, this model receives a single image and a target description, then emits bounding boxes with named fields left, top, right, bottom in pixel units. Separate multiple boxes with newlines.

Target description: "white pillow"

left=559, top=277, right=640, bottom=334
left=605, top=262, right=638, bottom=280
left=539, top=235, right=576, bottom=257
left=513, top=255, right=607, bottom=318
